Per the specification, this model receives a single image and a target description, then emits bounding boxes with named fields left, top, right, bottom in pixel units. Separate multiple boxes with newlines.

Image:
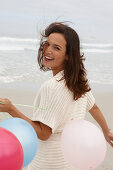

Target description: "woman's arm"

left=89, top=103, right=113, bottom=147
left=0, top=98, right=52, bottom=141
left=89, top=104, right=109, bottom=133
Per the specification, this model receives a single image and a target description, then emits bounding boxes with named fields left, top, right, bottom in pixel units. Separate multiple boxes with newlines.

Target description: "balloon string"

left=0, top=102, right=47, bottom=110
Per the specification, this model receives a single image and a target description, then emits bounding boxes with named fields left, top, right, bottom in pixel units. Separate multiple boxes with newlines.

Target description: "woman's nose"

left=46, top=50, right=52, bottom=55
left=45, top=45, right=52, bottom=54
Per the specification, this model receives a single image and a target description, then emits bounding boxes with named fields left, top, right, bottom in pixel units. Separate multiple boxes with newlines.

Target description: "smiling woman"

left=38, top=22, right=91, bottom=100
left=0, top=22, right=113, bottom=170
left=43, top=33, right=68, bottom=76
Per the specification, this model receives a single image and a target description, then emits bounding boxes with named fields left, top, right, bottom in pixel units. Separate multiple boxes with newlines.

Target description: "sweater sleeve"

left=86, top=91, right=95, bottom=112
left=32, top=80, right=65, bottom=134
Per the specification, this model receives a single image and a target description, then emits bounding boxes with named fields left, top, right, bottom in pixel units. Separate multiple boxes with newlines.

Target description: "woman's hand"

left=0, top=98, right=13, bottom=113
left=103, top=130, right=113, bottom=147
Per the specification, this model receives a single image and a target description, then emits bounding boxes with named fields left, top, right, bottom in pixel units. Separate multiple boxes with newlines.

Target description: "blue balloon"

left=0, top=118, right=38, bottom=167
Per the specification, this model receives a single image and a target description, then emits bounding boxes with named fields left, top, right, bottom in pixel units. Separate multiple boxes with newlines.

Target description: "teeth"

left=45, top=56, right=53, bottom=60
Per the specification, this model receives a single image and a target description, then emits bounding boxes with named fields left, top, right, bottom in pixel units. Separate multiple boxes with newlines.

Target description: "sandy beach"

left=0, top=87, right=113, bottom=170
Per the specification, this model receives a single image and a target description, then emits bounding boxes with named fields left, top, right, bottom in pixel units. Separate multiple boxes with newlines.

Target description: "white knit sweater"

left=27, top=70, right=95, bottom=170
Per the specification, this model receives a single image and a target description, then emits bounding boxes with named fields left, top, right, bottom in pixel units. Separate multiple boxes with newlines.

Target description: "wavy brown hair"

left=38, top=22, right=91, bottom=100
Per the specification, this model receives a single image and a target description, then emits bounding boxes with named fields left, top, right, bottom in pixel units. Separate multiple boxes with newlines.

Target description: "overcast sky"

left=0, top=0, right=113, bottom=42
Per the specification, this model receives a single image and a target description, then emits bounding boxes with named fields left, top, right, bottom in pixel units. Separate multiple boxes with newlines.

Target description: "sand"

left=0, top=87, right=113, bottom=170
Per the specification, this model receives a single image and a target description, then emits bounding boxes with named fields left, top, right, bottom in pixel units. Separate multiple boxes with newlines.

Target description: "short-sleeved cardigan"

left=27, top=70, right=95, bottom=170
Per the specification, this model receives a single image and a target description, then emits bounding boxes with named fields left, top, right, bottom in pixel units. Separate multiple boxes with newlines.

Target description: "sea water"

left=0, top=0, right=113, bottom=93
left=0, top=37, right=113, bottom=92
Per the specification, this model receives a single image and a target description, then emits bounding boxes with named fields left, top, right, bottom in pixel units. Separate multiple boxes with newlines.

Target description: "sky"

left=0, top=0, right=113, bottom=42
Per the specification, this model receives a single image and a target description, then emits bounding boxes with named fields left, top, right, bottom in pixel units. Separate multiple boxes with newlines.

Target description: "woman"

left=0, top=22, right=113, bottom=170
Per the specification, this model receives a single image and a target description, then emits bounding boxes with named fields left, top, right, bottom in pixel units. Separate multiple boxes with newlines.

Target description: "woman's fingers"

left=0, top=98, right=12, bottom=112
left=0, top=98, right=11, bottom=104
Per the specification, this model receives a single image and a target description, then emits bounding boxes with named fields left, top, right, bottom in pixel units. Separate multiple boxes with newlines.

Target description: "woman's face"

left=43, top=33, right=68, bottom=76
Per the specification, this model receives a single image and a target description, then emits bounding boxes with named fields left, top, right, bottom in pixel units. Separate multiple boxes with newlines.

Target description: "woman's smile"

left=44, top=56, right=54, bottom=62
left=43, top=33, right=67, bottom=76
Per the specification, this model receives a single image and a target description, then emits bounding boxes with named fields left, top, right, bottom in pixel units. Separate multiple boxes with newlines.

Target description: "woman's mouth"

left=44, top=56, right=54, bottom=62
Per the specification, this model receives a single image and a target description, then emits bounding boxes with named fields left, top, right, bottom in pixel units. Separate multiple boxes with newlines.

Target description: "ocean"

left=0, top=37, right=113, bottom=92
left=0, top=0, right=113, bottom=92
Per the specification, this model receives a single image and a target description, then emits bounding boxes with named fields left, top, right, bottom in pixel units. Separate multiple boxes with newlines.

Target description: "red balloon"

left=0, top=127, right=24, bottom=170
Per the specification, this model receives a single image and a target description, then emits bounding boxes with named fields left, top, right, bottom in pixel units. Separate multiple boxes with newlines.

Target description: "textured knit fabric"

left=27, top=70, right=95, bottom=170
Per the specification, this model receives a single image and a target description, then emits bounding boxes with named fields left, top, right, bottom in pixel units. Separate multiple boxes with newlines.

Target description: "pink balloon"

left=61, top=119, right=107, bottom=170
left=0, top=127, right=24, bottom=170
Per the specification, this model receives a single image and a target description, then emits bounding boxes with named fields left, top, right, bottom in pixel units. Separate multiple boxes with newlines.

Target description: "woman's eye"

left=54, top=46, right=60, bottom=50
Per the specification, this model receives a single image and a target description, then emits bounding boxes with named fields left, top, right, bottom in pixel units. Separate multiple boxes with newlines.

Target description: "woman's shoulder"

left=40, top=77, right=65, bottom=96
left=40, top=70, right=64, bottom=89
left=39, top=77, right=56, bottom=92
